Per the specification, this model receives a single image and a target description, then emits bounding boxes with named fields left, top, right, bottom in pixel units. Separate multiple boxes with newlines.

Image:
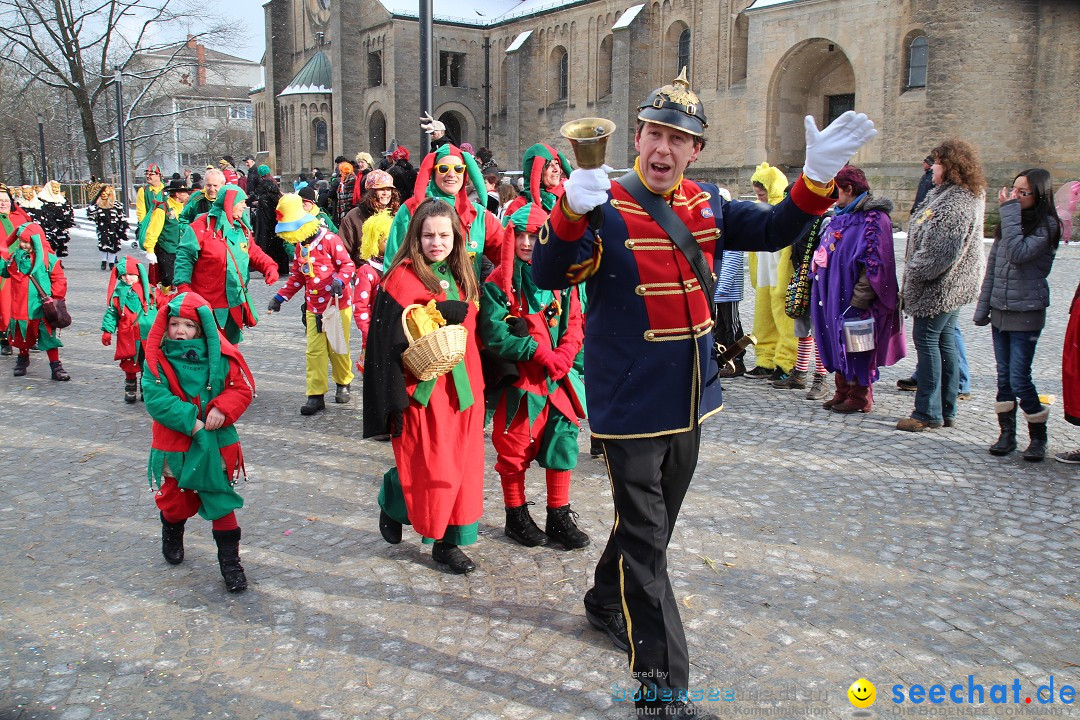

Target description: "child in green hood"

left=142, top=291, right=256, bottom=593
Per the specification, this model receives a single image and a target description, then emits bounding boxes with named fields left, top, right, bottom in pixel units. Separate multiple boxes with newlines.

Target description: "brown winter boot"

left=822, top=372, right=849, bottom=409
left=832, top=382, right=873, bottom=413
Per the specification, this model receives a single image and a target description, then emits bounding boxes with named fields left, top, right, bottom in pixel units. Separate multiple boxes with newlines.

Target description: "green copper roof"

left=279, top=51, right=332, bottom=97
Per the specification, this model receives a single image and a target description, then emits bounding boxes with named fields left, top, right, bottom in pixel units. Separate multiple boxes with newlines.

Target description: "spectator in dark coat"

left=386, top=146, right=417, bottom=200
left=254, top=177, right=288, bottom=274
left=911, top=155, right=935, bottom=213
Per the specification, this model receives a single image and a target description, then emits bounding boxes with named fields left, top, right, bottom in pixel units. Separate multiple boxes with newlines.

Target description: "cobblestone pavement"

left=1, top=218, right=1077, bottom=720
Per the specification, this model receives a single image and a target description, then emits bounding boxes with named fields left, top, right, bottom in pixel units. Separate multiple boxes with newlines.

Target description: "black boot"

left=212, top=528, right=248, bottom=592
left=101, top=260, right=107, bottom=270
left=504, top=503, right=549, bottom=547
left=0, top=338, right=11, bottom=356
left=124, top=378, right=138, bottom=404
left=545, top=504, right=590, bottom=549
left=160, top=512, right=186, bottom=565
left=379, top=509, right=402, bottom=544
left=1022, top=407, right=1049, bottom=462
left=432, top=540, right=475, bottom=574
left=989, top=401, right=1017, bottom=456
left=50, top=360, right=70, bottom=381
left=335, top=383, right=351, bottom=404
left=300, top=395, right=325, bottom=416
left=13, top=354, right=28, bottom=376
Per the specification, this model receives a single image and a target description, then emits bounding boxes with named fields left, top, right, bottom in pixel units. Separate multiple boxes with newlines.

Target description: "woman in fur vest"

left=897, top=140, right=986, bottom=432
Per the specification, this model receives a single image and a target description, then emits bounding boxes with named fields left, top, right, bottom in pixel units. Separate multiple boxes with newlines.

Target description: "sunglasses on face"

left=436, top=164, right=466, bottom=176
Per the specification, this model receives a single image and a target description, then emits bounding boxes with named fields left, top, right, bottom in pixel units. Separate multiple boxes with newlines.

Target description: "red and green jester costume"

left=0, top=222, right=70, bottom=379
left=0, top=185, right=34, bottom=355
left=142, top=291, right=256, bottom=593
left=477, top=202, right=589, bottom=549
left=176, top=185, right=279, bottom=344
left=101, top=257, right=156, bottom=403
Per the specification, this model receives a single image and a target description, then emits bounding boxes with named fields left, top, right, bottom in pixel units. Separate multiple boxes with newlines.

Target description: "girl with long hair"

left=362, top=198, right=485, bottom=574
left=974, top=168, right=1061, bottom=460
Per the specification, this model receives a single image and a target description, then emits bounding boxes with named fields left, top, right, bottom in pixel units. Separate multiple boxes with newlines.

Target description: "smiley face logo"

left=848, top=678, right=876, bottom=708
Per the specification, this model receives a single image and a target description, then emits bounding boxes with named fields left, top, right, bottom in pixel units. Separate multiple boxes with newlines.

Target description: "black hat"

left=637, top=67, right=708, bottom=137
left=166, top=178, right=190, bottom=194
left=297, top=185, right=317, bottom=203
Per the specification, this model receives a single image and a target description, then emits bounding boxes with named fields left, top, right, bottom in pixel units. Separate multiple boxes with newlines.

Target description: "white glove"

left=145, top=251, right=158, bottom=264
left=419, top=112, right=445, bottom=134
left=802, top=111, right=878, bottom=183
left=562, top=166, right=612, bottom=216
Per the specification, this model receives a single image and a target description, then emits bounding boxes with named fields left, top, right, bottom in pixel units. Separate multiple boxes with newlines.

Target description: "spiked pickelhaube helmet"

left=637, top=67, right=708, bottom=137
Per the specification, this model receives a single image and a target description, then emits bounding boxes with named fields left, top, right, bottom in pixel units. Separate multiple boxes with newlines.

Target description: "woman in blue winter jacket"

left=974, top=168, right=1062, bottom=461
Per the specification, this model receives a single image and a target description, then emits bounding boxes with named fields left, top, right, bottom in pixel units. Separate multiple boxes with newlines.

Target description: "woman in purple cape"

left=811, top=165, right=906, bottom=414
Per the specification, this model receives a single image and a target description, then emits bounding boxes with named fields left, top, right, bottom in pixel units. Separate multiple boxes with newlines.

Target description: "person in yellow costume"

left=745, top=162, right=798, bottom=380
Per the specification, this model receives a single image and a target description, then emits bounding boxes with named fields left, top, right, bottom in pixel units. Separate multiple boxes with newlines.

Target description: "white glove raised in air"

left=562, top=166, right=612, bottom=216
left=802, top=111, right=878, bottom=183
left=145, top=251, right=158, bottom=264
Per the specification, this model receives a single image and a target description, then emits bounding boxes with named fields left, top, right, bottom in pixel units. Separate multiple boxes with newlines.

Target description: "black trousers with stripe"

left=590, top=424, right=701, bottom=691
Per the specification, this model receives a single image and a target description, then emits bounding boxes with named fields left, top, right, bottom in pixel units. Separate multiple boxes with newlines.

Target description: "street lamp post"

left=113, top=68, right=131, bottom=211
left=37, top=114, right=47, bottom=184
left=419, top=0, right=433, bottom=153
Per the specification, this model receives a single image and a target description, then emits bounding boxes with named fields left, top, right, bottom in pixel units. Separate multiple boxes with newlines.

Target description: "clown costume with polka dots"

left=268, top=194, right=356, bottom=415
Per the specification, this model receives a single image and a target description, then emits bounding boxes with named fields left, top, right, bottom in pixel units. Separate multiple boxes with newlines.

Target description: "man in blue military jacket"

left=532, top=68, right=876, bottom=719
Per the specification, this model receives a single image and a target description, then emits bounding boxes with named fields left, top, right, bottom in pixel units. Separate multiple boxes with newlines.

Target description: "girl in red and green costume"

left=382, top=144, right=509, bottom=281
left=175, top=185, right=279, bottom=344
left=478, top=202, right=589, bottom=549
left=0, top=222, right=70, bottom=380
left=363, top=199, right=486, bottom=574
left=0, top=184, right=33, bottom=356
left=142, top=291, right=256, bottom=593
left=502, top=142, right=573, bottom=218
left=101, top=257, right=156, bottom=403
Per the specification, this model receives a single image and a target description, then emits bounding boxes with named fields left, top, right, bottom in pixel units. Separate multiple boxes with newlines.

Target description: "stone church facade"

left=253, top=0, right=1080, bottom=222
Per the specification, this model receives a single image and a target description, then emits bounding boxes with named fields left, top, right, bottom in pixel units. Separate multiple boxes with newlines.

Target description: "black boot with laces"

left=504, top=502, right=549, bottom=547
left=545, top=504, right=590, bottom=549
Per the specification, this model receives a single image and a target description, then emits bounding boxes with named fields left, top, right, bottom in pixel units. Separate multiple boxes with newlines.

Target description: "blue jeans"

left=912, top=310, right=960, bottom=424
left=991, top=327, right=1042, bottom=415
left=910, top=324, right=970, bottom=393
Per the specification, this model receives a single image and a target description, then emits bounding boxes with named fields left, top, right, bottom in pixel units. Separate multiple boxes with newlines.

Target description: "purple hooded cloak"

left=810, top=195, right=906, bottom=386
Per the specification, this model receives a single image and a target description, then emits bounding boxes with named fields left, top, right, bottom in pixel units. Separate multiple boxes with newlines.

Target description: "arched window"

left=907, top=34, right=928, bottom=88
left=677, top=28, right=690, bottom=73
left=557, top=47, right=569, bottom=101
left=598, top=35, right=613, bottom=99
left=313, top=118, right=328, bottom=153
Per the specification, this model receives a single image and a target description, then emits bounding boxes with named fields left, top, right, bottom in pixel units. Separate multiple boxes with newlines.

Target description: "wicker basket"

left=401, top=303, right=468, bottom=381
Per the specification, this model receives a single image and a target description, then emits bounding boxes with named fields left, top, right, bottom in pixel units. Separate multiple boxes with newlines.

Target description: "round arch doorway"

left=438, top=111, right=467, bottom=147
left=766, top=39, right=855, bottom=169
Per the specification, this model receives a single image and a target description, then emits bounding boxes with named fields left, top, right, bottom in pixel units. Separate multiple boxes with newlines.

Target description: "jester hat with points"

left=106, top=255, right=152, bottom=312
left=493, top=201, right=549, bottom=299
left=408, top=143, right=486, bottom=226
left=521, top=143, right=572, bottom=212
left=143, top=291, right=254, bottom=397
left=208, top=184, right=251, bottom=234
